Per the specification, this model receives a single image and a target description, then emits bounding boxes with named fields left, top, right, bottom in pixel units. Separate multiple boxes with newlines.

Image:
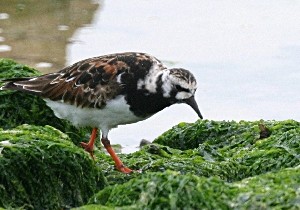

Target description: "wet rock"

left=0, top=125, right=106, bottom=209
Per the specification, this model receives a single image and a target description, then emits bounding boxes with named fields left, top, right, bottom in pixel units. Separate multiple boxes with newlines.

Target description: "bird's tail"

left=1, top=77, right=44, bottom=96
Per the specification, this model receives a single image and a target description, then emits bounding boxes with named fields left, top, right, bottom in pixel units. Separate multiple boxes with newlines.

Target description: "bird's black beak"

left=183, top=96, right=203, bottom=119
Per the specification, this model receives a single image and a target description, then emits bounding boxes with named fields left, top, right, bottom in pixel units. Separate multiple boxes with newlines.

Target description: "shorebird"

left=1, top=52, right=203, bottom=173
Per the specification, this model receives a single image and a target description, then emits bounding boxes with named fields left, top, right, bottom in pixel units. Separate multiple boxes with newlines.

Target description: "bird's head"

left=161, top=68, right=203, bottom=119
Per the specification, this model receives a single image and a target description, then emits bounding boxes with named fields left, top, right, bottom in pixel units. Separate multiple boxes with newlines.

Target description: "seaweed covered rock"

left=149, top=120, right=300, bottom=180
left=154, top=119, right=300, bottom=150
left=87, top=171, right=235, bottom=210
left=0, top=125, right=106, bottom=209
left=81, top=167, right=300, bottom=209
left=98, top=120, right=300, bottom=184
left=0, top=59, right=40, bottom=79
left=89, top=119, right=300, bottom=209
left=154, top=120, right=262, bottom=150
left=0, top=58, right=89, bottom=145
left=232, top=167, right=300, bottom=209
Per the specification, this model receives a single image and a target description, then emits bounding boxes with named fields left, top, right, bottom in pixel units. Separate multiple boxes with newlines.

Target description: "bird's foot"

left=116, top=164, right=133, bottom=174
left=80, top=141, right=95, bottom=160
left=80, top=128, right=98, bottom=160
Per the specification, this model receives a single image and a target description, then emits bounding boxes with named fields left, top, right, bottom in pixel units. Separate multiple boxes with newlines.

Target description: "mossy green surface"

left=84, top=120, right=300, bottom=209
left=81, top=167, right=300, bottom=210
left=151, top=120, right=300, bottom=181
left=89, top=171, right=235, bottom=210
left=0, top=58, right=90, bottom=145
left=0, top=59, right=40, bottom=79
left=232, top=167, right=300, bottom=209
left=1, top=59, right=300, bottom=209
left=0, top=125, right=106, bottom=209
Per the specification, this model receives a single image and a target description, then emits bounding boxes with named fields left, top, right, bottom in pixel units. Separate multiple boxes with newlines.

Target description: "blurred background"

left=1, top=0, right=300, bottom=152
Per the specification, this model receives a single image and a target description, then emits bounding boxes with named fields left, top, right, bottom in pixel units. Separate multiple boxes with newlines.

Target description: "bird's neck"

left=125, top=70, right=174, bottom=117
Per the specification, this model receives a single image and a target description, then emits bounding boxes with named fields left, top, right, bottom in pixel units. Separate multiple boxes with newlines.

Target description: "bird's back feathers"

left=2, top=52, right=165, bottom=109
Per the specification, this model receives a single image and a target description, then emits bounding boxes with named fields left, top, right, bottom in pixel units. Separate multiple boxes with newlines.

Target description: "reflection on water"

left=0, top=0, right=99, bottom=73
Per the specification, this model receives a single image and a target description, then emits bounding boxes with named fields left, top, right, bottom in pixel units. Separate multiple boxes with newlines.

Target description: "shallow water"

left=1, top=0, right=300, bottom=152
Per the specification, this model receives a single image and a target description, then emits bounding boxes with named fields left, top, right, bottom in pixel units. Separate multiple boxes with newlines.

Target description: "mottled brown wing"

left=2, top=52, right=160, bottom=108
left=41, top=56, right=133, bottom=108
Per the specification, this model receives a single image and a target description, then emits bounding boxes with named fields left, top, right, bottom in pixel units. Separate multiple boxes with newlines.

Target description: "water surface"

left=1, top=0, right=300, bottom=152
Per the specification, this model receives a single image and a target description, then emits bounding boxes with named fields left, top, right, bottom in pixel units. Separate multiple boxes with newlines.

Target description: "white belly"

left=44, top=96, right=145, bottom=137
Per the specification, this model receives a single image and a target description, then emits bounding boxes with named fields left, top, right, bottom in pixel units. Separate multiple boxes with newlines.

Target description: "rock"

left=0, top=125, right=106, bottom=209
left=78, top=167, right=300, bottom=209
left=90, top=120, right=300, bottom=209
left=139, top=139, right=152, bottom=148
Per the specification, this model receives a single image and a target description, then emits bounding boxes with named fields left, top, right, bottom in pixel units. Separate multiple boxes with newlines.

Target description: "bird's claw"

left=80, top=142, right=93, bottom=152
left=80, top=142, right=95, bottom=160
left=116, top=164, right=136, bottom=174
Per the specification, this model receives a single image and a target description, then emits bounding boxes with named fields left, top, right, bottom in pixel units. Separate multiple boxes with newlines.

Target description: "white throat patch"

left=161, top=70, right=172, bottom=97
left=137, top=60, right=164, bottom=93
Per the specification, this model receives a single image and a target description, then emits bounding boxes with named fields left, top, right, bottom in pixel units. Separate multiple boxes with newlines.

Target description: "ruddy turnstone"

left=1, top=52, right=203, bottom=173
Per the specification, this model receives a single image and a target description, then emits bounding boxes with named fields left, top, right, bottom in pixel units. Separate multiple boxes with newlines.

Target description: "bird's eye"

left=175, top=85, right=189, bottom=92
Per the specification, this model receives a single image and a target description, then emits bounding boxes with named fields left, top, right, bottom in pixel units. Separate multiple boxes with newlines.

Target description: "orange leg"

left=80, top=128, right=98, bottom=160
left=101, top=137, right=133, bottom=174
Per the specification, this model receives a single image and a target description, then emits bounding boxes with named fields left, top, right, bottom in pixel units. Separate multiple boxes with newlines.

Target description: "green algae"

left=0, top=125, right=106, bottom=209
left=0, top=59, right=40, bottom=80
left=154, top=120, right=262, bottom=150
left=86, top=120, right=300, bottom=209
left=154, top=119, right=300, bottom=151
left=151, top=120, right=300, bottom=181
left=97, top=120, right=300, bottom=184
left=74, top=204, right=114, bottom=210
left=232, top=166, right=300, bottom=209
left=80, top=167, right=300, bottom=210
left=0, top=58, right=90, bottom=145
left=89, top=170, right=235, bottom=210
